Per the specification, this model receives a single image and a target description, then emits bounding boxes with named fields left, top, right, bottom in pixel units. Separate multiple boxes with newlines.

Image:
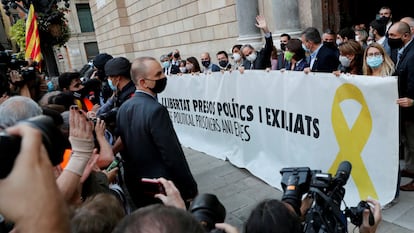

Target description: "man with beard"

left=378, top=6, right=393, bottom=34
left=116, top=57, right=198, bottom=208
left=216, top=51, right=232, bottom=71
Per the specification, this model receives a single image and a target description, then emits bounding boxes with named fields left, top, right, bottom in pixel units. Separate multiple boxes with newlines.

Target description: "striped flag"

left=25, top=4, right=42, bottom=63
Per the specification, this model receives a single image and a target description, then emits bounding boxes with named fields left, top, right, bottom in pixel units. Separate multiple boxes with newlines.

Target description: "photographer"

left=7, top=58, right=46, bottom=102
left=0, top=123, right=70, bottom=233
left=212, top=197, right=382, bottom=233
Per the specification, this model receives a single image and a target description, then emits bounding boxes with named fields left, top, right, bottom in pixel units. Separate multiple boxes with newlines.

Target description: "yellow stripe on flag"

left=25, top=4, right=42, bottom=63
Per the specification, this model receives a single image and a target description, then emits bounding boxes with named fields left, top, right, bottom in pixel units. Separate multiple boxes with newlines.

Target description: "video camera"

left=280, top=161, right=374, bottom=233
left=0, top=52, right=37, bottom=88
left=189, top=193, right=226, bottom=233
left=0, top=115, right=66, bottom=179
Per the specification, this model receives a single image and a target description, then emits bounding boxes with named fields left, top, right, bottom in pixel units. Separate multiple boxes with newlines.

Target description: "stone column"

left=271, top=0, right=301, bottom=35
left=235, top=0, right=262, bottom=44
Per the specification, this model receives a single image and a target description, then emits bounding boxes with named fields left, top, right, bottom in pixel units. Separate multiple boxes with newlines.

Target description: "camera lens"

left=189, top=193, right=226, bottom=232
left=0, top=115, right=66, bottom=179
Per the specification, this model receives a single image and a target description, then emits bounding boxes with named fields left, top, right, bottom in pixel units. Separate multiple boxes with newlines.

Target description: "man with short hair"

left=277, top=33, right=291, bottom=70
left=0, top=95, right=42, bottom=129
left=160, top=54, right=179, bottom=75
left=116, top=57, right=198, bottom=208
left=378, top=6, right=393, bottom=33
left=58, top=72, right=91, bottom=111
left=400, top=17, right=414, bottom=36
left=241, top=15, right=273, bottom=70
left=216, top=51, right=231, bottom=71
left=369, top=19, right=393, bottom=59
left=388, top=22, right=414, bottom=191
left=301, top=27, right=339, bottom=73
left=200, top=52, right=220, bottom=73
left=112, top=204, right=205, bottom=233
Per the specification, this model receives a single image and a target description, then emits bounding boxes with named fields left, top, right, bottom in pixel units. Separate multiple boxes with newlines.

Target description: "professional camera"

left=0, top=115, right=66, bottom=179
left=344, top=200, right=375, bottom=227
left=280, top=161, right=374, bottom=233
left=189, top=193, right=226, bottom=233
left=7, top=57, right=37, bottom=87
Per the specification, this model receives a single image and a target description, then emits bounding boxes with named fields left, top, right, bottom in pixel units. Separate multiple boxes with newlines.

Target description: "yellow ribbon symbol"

left=329, top=83, right=378, bottom=200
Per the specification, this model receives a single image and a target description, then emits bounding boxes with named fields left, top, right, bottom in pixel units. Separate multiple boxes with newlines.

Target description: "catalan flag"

left=25, top=4, right=42, bottom=63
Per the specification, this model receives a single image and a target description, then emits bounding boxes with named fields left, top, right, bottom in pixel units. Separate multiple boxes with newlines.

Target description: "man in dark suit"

left=276, top=33, right=291, bottom=70
left=160, top=54, right=180, bottom=75
left=241, top=15, right=273, bottom=70
left=388, top=22, right=414, bottom=191
left=116, top=57, right=198, bottom=208
left=301, top=27, right=339, bottom=73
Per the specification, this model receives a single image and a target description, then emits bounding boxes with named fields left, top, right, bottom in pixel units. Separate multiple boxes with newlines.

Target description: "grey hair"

left=241, top=44, right=255, bottom=52
left=0, top=96, right=43, bottom=129
left=301, top=27, right=322, bottom=44
left=160, top=54, right=169, bottom=62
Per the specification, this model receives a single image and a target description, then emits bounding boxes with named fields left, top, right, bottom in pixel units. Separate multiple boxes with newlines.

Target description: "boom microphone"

left=334, top=161, right=352, bottom=186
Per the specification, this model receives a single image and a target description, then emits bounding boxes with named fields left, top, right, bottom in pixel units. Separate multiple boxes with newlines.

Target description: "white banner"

left=159, top=70, right=399, bottom=206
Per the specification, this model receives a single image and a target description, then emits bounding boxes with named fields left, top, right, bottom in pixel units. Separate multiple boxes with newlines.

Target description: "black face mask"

left=201, top=60, right=211, bottom=68
left=379, top=16, right=390, bottom=24
left=174, top=53, right=180, bottom=59
left=280, top=43, right=287, bottom=51
left=323, top=41, right=336, bottom=49
left=388, top=37, right=404, bottom=49
left=219, top=60, right=228, bottom=68
left=72, top=88, right=87, bottom=99
left=149, top=77, right=167, bottom=94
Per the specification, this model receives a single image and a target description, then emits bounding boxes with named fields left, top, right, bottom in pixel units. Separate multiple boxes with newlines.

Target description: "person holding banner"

left=362, top=42, right=395, bottom=76
left=283, top=38, right=309, bottom=71
left=186, top=56, right=202, bottom=74
left=333, top=40, right=364, bottom=76
left=301, top=27, right=340, bottom=73
left=387, top=22, right=414, bottom=191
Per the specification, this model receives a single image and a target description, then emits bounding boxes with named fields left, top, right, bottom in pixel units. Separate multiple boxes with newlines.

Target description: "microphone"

left=334, top=161, right=352, bottom=186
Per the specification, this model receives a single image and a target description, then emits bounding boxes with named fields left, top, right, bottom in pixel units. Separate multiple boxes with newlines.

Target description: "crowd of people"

left=0, top=5, right=412, bottom=233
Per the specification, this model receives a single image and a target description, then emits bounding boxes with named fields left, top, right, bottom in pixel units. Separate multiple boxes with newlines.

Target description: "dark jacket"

left=117, top=91, right=198, bottom=207
left=311, top=44, right=339, bottom=73
left=243, top=34, right=274, bottom=70
left=395, top=40, right=414, bottom=121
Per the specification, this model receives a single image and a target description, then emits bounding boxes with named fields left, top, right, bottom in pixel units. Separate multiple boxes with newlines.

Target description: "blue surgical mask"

left=108, top=79, right=117, bottom=91
left=302, top=43, right=310, bottom=53
left=366, top=55, right=384, bottom=68
left=162, top=61, right=170, bottom=69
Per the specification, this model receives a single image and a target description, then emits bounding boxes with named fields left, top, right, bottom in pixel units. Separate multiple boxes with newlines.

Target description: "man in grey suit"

left=116, top=57, right=198, bottom=208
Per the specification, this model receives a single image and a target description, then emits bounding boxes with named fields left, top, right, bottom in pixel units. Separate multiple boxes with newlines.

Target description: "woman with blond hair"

left=362, top=42, right=395, bottom=76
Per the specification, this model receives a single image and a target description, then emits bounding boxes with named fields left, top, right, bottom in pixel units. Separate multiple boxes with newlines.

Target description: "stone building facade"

left=88, top=0, right=324, bottom=65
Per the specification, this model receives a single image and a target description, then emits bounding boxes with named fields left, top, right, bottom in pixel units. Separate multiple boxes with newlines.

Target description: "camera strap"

left=309, top=187, right=347, bottom=228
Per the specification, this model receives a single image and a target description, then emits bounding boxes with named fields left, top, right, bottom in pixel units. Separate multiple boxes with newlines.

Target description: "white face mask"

left=232, top=53, right=241, bottom=62
left=339, top=55, right=351, bottom=67
left=336, top=39, right=343, bottom=46
left=246, top=53, right=257, bottom=62
left=355, top=35, right=360, bottom=41
left=186, top=64, right=194, bottom=71
left=179, top=67, right=187, bottom=73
